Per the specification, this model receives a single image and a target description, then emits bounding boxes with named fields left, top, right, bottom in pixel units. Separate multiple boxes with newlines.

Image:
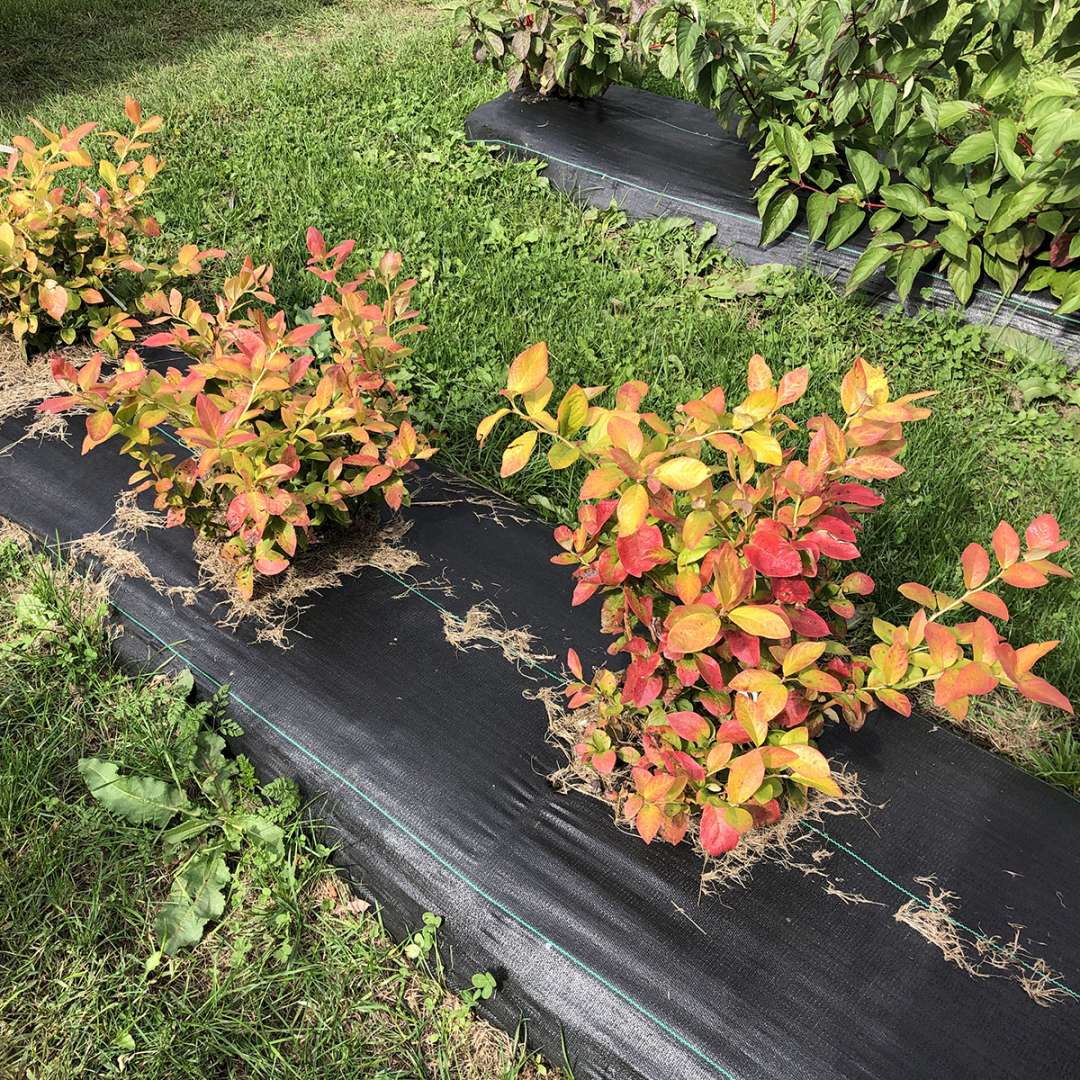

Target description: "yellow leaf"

left=547, top=442, right=579, bottom=470
left=742, top=429, right=782, bottom=466
left=782, top=641, right=828, bottom=676
left=500, top=430, right=537, bottom=477
left=506, top=342, right=548, bottom=397
left=523, top=377, right=553, bottom=416
left=476, top=408, right=509, bottom=444
left=654, top=456, right=710, bottom=491
left=557, top=385, right=589, bottom=437
left=666, top=606, right=722, bottom=653
left=726, top=749, right=765, bottom=805
left=617, top=484, right=648, bottom=537
left=729, top=605, right=790, bottom=639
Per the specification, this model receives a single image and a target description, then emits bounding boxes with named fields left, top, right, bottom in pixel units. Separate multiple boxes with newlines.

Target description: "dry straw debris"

left=194, top=514, right=421, bottom=647
left=440, top=600, right=554, bottom=671
left=0, top=336, right=95, bottom=452
left=895, top=875, right=1071, bottom=1007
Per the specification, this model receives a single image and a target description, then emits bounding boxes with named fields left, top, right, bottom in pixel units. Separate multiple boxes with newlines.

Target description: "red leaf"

left=616, top=524, right=667, bottom=578
left=592, top=749, right=617, bottom=775
left=667, top=710, right=709, bottom=742
left=960, top=543, right=990, bottom=589
left=934, top=661, right=998, bottom=707
left=992, top=521, right=1020, bottom=567
left=966, top=590, right=1009, bottom=621
left=306, top=226, right=326, bottom=259
left=1025, top=514, right=1065, bottom=555
left=1001, top=563, right=1048, bottom=589
left=745, top=524, right=801, bottom=577
left=700, top=805, right=741, bottom=856
left=1015, top=675, right=1073, bottom=714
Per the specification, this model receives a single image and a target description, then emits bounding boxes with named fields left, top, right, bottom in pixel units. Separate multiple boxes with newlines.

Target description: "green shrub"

left=453, top=0, right=654, bottom=97
left=465, top=0, right=1080, bottom=312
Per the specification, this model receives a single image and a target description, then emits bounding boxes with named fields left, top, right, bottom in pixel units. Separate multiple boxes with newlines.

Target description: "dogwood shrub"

left=42, top=229, right=434, bottom=597
left=478, top=343, right=1072, bottom=855
left=0, top=98, right=215, bottom=354
left=453, top=0, right=651, bottom=97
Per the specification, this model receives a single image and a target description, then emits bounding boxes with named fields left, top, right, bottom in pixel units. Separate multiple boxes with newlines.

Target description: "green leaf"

left=986, top=182, right=1049, bottom=235
left=978, top=49, right=1022, bottom=102
left=937, top=100, right=975, bottom=129
left=79, top=758, right=185, bottom=827
left=845, top=243, right=894, bottom=293
left=232, top=813, right=285, bottom=859
left=760, top=190, right=798, bottom=246
left=993, top=118, right=1026, bottom=183
left=895, top=245, right=935, bottom=300
left=880, top=183, right=928, bottom=217
left=824, top=202, right=866, bottom=250
left=845, top=147, right=881, bottom=196
left=936, top=224, right=969, bottom=260
left=781, top=124, right=813, bottom=176
left=869, top=80, right=898, bottom=133
left=675, top=15, right=702, bottom=75
left=806, top=190, right=835, bottom=243
left=163, top=816, right=215, bottom=850
left=155, top=850, right=230, bottom=954
left=948, top=130, right=996, bottom=166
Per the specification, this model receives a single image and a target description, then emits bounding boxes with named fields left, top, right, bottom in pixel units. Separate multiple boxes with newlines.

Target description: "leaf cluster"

left=452, top=0, right=655, bottom=97
left=479, top=343, right=1073, bottom=856
left=41, top=229, right=435, bottom=597
left=0, top=97, right=215, bottom=353
left=79, top=680, right=297, bottom=956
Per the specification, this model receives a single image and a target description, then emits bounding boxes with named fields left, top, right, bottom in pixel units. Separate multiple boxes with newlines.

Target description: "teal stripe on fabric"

left=466, top=135, right=1078, bottom=327
left=107, top=598, right=742, bottom=1079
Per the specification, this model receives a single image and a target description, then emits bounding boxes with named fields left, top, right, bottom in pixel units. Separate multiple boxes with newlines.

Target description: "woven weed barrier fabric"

left=465, top=86, right=1079, bottom=359
left=1, top=408, right=1079, bottom=1080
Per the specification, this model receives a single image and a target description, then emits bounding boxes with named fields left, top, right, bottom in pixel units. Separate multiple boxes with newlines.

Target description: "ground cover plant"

left=0, top=97, right=213, bottom=355
left=2, top=0, right=1077, bottom=794
left=480, top=342, right=1073, bottom=852
left=41, top=229, right=434, bottom=597
left=0, top=535, right=553, bottom=1078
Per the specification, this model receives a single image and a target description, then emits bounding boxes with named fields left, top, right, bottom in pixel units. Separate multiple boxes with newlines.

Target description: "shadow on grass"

left=0, top=0, right=340, bottom=116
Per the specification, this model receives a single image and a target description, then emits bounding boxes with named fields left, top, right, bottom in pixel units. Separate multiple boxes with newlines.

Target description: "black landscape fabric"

left=465, top=86, right=1079, bottom=359
left=1, top=410, right=1079, bottom=1080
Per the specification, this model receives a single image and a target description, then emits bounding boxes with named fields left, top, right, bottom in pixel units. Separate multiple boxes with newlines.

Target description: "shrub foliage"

left=0, top=98, right=212, bottom=354
left=42, top=229, right=434, bottom=597
left=479, top=343, right=1072, bottom=855
left=461, top=0, right=1080, bottom=312
left=453, top=0, right=652, bottom=97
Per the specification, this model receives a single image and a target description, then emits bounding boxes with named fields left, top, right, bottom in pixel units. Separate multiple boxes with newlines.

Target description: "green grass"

left=0, top=536, right=555, bottom=1078
left=1, top=1, right=1076, bottom=731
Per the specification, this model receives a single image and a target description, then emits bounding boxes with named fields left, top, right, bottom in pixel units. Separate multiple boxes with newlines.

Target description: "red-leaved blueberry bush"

left=0, top=97, right=218, bottom=354
left=42, top=228, right=434, bottom=597
left=479, top=343, right=1073, bottom=855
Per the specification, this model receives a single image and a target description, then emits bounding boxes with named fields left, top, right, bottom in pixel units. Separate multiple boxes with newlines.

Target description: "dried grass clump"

left=895, top=875, right=1072, bottom=1007
left=917, top=686, right=1072, bottom=766
left=0, top=336, right=96, bottom=448
left=194, top=514, right=421, bottom=647
left=68, top=492, right=199, bottom=606
left=441, top=600, right=554, bottom=671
